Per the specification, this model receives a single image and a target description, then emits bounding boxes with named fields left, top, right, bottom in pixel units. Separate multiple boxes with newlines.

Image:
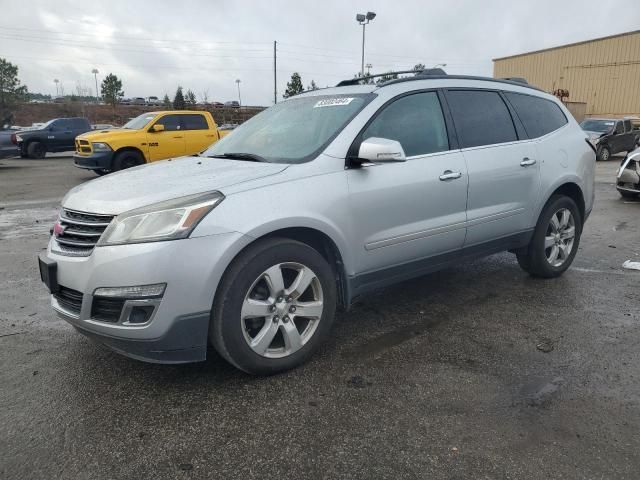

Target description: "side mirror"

left=151, top=124, right=165, bottom=133
left=357, top=137, right=406, bottom=164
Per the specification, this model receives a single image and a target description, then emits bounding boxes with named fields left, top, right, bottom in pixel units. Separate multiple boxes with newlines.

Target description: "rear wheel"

left=93, top=169, right=109, bottom=176
left=211, top=238, right=337, bottom=375
left=27, top=141, right=46, bottom=159
left=597, top=145, right=611, bottom=161
left=112, top=150, right=144, bottom=171
left=516, top=195, right=582, bottom=278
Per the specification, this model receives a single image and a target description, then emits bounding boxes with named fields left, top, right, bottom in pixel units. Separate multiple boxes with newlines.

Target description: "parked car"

left=16, top=117, right=91, bottom=158
left=0, top=126, right=19, bottom=159
left=616, top=148, right=640, bottom=198
left=131, top=97, right=146, bottom=106
left=211, top=102, right=224, bottom=108
left=91, top=124, right=116, bottom=130
left=39, top=72, right=595, bottom=374
left=218, top=123, right=238, bottom=131
left=73, top=110, right=225, bottom=175
left=224, top=100, right=240, bottom=108
left=146, top=96, right=162, bottom=106
left=580, top=117, right=639, bottom=161
left=120, top=98, right=132, bottom=105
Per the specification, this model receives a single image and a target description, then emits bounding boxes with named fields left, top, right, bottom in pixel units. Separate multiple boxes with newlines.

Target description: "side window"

left=181, top=114, right=208, bottom=131
left=504, top=92, right=568, bottom=139
left=156, top=115, right=181, bottom=131
left=623, top=120, right=632, bottom=133
left=615, top=122, right=624, bottom=134
left=71, top=119, right=87, bottom=130
left=48, top=120, right=61, bottom=131
left=446, top=90, right=517, bottom=148
left=361, top=92, right=449, bottom=157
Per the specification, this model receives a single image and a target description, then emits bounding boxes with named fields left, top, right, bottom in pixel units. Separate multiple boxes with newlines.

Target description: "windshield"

left=123, top=113, right=157, bottom=130
left=580, top=119, right=614, bottom=133
left=204, top=94, right=373, bottom=163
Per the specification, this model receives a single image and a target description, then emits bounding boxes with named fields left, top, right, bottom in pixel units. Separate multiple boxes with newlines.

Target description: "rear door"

left=444, top=89, right=540, bottom=247
left=182, top=114, right=218, bottom=154
left=347, top=90, right=468, bottom=275
left=623, top=120, right=635, bottom=151
left=147, top=114, right=186, bottom=161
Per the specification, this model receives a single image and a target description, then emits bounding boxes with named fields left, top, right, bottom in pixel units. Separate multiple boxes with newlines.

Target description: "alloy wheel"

left=241, top=262, right=323, bottom=358
left=545, top=208, right=576, bottom=267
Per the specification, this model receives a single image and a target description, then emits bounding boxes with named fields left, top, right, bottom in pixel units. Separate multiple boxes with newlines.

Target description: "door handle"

left=520, top=157, right=536, bottom=167
left=439, top=170, right=462, bottom=181
left=173, top=136, right=184, bottom=139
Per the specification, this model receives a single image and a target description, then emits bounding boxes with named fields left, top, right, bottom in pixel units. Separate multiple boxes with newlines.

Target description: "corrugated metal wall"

left=493, top=31, right=640, bottom=117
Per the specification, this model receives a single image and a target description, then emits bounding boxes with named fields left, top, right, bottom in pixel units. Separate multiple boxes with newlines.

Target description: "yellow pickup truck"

left=73, top=110, right=226, bottom=175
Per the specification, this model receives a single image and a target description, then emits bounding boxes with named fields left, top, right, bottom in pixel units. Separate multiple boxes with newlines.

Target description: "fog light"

left=128, top=305, right=156, bottom=324
left=93, top=283, right=166, bottom=298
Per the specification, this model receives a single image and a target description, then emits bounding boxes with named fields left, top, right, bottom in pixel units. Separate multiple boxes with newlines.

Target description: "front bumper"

left=42, top=231, right=251, bottom=363
left=74, top=151, right=114, bottom=171
left=617, top=161, right=640, bottom=194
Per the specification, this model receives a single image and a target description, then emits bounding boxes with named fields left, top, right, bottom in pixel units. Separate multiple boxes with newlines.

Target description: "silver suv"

left=39, top=72, right=595, bottom=374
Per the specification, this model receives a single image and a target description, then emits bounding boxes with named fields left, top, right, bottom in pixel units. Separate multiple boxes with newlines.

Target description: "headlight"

left=92, top=142, right=112, bottom=152
left=98, top=191, right=224, bottom=246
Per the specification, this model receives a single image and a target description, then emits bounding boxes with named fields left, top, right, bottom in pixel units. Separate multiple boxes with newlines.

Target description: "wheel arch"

left=542, top=181, right=586, bottom=223
left=113, top=146, right=147, bottom=163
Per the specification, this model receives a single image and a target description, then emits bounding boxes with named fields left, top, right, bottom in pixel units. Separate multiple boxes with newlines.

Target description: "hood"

left=77, top=129, right=133, bottom=141
left=62, top=156, right=289, bottom=214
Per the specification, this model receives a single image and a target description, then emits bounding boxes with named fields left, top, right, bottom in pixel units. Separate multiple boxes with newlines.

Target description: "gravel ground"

left=1, top=155, right=639, bottom=479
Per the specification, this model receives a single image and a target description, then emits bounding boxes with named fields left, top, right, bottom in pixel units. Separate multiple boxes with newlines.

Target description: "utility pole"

left=54, top=78, right=59, bottom=97
left=273, top=40, right=277, bottom=104
left=91, top=68, right=99, bottom=103
left=235, top=79, right=242, bottom=107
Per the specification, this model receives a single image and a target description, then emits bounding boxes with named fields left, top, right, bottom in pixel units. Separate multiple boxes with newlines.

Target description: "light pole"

left=91, top=68, right=99, bottom=102
left=235, top=79, right=242, bottom=107
left=365, top=63, right=372, bottom=76
left=356, top=11, right=376, bottom=77
left=54, top=78, right=59, bottom=97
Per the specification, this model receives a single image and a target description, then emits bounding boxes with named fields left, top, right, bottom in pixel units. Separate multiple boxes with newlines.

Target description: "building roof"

left=493, top=30, right=640, bottom=62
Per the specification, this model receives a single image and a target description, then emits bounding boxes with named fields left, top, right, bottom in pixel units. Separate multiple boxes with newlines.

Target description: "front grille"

left=52, top=209, right=114, bottom=257
left=91, top=297, right=125, bottom=323
left=54, top=286, right=83, bottom=315
left=75, top=140, right=92, bottom=155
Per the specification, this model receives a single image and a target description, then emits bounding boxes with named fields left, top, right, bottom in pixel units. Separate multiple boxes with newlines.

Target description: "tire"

left=596, top=145, right=611, bottom=161
left=210, top=237, right=337, bottom=375
left=93, top=169, right=109, bottom=176
left=112, top=150, right=144, bottom=171
left=26, top=141, right=46, bottom=159
left=516, top=195, right=582, bottom=278
left=619, top=190, right=638, bottom=199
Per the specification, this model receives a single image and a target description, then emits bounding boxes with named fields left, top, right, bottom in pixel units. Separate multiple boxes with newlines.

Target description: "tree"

left=307, top=80, right=318, bottom=91
left=352, top=71, right=374, bottom=84
left=101, top=73, right=123, bottom=108
left=185, top=89, right=197, bottom=107
left=413, top=63, right=426, bottom=72
left=200, top=89, right=209, bottom=104
left=162, top=94, right=171, bottom=109
left=173, top=86, right=185, bottom=109
left=0, top=58, right=28, bottom=126
left=283, top=72, right=304, bottom=99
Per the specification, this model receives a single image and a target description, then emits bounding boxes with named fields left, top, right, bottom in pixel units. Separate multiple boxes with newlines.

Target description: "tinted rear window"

left=446, top=90, right=517, bottom=148
left=504, top=92, right=567, bottom=139
left=181, top=114, right=208, bottom=130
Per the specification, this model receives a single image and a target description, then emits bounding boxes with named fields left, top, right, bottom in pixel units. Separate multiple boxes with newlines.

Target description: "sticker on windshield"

left=314, top=97, right=355, bottom=108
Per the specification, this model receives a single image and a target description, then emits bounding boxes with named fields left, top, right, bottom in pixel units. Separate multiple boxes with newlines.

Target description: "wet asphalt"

left=1, top=156, right=639, bottom=479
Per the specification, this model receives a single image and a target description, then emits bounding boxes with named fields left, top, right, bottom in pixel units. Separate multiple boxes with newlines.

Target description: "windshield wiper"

left=209, top=152, right=268, bottom=163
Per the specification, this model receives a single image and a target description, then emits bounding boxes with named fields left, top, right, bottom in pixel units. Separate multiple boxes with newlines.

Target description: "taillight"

left=10, top=133, right=17, bottom=145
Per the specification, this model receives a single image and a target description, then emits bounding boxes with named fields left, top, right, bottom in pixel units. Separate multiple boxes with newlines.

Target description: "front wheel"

left=516, top=195, right=582, bottom=278
left=596, top=145, right=611, bottom=161
left=112, top=150, right=144, bottom=171
left=210, top=238, right=337, bottom=375
left=27, top=141, right=46, bottom=159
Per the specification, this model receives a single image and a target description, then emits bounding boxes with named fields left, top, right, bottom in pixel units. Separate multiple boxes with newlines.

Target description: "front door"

left=444, top=89, right=540, bottom=246
left=147, top=114, right=186, bottom=161
left=347, top=91, right=468, bottom=276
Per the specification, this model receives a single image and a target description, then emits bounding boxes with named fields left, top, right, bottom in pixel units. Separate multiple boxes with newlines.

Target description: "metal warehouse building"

left=493, top=30, right=640, bottom=121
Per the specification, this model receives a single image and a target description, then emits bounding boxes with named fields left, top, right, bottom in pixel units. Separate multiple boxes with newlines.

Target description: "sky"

left=1, top=0, right=638, bottom=106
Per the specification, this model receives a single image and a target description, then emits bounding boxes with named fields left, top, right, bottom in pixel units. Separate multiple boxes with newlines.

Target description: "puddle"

left=520, top=376, right=564, bottom=407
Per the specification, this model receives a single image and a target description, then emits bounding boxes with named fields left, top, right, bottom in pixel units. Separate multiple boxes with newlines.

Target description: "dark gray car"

left=16, top=117, right=91, bottom=158
left=580, top=118, right=639, bottom=161
left=0, top=126, right=19, bottom=159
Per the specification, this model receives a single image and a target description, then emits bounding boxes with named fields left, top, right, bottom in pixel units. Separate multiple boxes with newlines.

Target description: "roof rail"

left=336, top=68, right=442, bottom=87
left=500, top=77, right=529, bottom=85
